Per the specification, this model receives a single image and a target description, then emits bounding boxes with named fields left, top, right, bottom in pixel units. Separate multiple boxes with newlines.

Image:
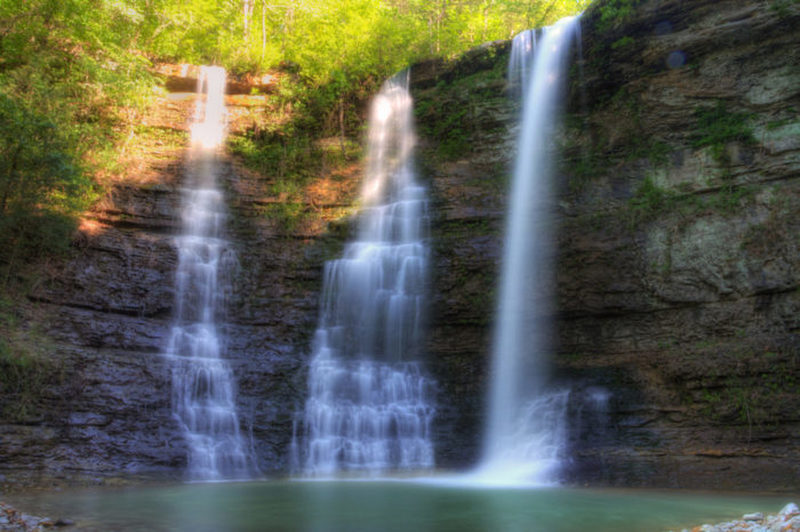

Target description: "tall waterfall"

left=166, top=66, right=255, bottom=480
left=479, top=16, right=580, bottom=485
left=297, top=72, right=435, bottom=476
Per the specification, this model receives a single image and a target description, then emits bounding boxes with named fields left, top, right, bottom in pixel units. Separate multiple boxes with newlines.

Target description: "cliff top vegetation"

left=0, top=0, right=588, bottom=281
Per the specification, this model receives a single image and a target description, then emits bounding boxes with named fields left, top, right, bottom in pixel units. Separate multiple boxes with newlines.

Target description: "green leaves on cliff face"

left=0, top=96, right=89, bottom=217
left=0, top=299, right=62, bottom=421
left=0, top=95, right=92, bottom=281
left=0, top=0, right=155, bottom=278
left=692, top=101, right=755, bottom=164
left=595, top=0, right=642, bottom=32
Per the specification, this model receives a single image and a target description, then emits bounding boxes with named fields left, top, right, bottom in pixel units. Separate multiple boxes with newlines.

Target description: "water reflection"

left=7, top=481, right=797, bottom=532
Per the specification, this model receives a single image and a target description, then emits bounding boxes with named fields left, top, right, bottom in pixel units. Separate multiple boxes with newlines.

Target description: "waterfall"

left=478, top=16, right=581, bottom=485
left=166, top=66, right=256, bottom=480
left=296, top=72, right=436, bottom=476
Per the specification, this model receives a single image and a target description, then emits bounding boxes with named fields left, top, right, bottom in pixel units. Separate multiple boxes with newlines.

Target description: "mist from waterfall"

left=295, top=71, right=435, bottom=477
left=166, top=66, right=256, bottom=481
left=477, top=16, right=581, bottom=485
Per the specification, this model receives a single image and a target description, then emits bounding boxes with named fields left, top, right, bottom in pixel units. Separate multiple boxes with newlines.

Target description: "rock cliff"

left=1, top=0, right=798, bottom=491
left=413, top=0, right=800, bottom=488
left=0, top=89, right=358, bottom=485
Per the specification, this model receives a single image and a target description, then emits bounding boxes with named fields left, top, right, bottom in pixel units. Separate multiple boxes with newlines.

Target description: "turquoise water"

left=7, top=480, right=797, bottom=531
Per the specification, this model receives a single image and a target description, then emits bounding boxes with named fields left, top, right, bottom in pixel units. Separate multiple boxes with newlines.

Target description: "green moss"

left=637, top=140, right=671, bottom=165
left=257, top=202, right=309, bottom=234
left=691, top=101, right=755, bottom=164
left=766, top=117, right=793, bottom=130
left=566, top=150, right=605, bottom=194
left=229, top=133, right=317, bottom=181
left=704, top=184, right=754, bottom=214
left=414, top=50, right=509, bottom=161
left=676, top=338, right=800, bottom=430
left=596, top=0, right=644, bottom=32
left=770, top=0, right=800, bottom=17
left=563, top=89, right=672, bottom=194
left=627, top=176, right=755, bottom=227
left=628, top=175, right=678, bottom=221
left=611, top=36, right=635, bottom=50
left=0, top=301, right=62, bottom=421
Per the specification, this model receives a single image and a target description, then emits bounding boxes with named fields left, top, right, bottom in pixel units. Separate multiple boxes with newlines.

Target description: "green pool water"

left=6, top=479, right=797, bottom=531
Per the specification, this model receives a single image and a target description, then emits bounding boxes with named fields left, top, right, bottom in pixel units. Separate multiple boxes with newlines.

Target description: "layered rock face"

left=0, top=97, right=188, bottom=484
left=413, top=0, right=800, bottom=488
left=1, top=0, right=798, bottom=490
left=0, top=90, right=358, bottom=484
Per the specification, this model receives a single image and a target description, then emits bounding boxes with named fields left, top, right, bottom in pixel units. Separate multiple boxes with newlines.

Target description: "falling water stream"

left=478, top=16, right=581, bottom=485
left=166, top=66, right=255, bottom=480
left=296, top=72, right=435, bottom=476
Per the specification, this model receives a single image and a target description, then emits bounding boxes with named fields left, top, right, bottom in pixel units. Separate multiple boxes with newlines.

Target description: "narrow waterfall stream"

left=296, top=72, right=435, bottom=476
left=166, top=66, right=255, bottom=480
left=478, top=16, right=581, bottom=485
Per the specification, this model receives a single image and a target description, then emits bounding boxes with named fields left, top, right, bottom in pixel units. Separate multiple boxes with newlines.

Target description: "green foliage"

left=0, top=0, right=160, bottom=280
left=691, top=101, right=755, bottom=164
left=230, top=132, right=316, bottom=182
left=770, top=0, right=800, bottom=17
left=0, top=0, right=591, bottom=269
left=626, top=174, right=755, bottom=227
left=138, top=0, right=587, bottom=137
left=414, top=49, right=509, bottom=161
left=0, top=339, right=52, bottom=421
left=611, top=36, right=635, bottom=50
left=596, top=0, right=642, bottom=32
left=704, top=183, right=754, bottom=214
left=259, top=202, right=309, bottom=233
left=628, top=175, right=677, bottom=220
left=0, top=94, right=86, bottom=215
left=229, top=125, right=361, bottom=235
left=0, top=94, right=92, bottom=282
left=0, top=299, right=61, bottom=421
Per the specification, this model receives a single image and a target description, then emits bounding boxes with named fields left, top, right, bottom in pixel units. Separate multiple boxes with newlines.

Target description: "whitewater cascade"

left=297, top=72, right=435, bottom=476
left=166, top=66, right=255, bottom=480
left=479, top=16, right=580, bottom=484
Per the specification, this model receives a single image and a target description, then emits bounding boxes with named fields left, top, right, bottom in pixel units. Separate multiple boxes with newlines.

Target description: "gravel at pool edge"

left=671, top=502, right=800, bottom=532
left=1, top=501, right=73, bottom=531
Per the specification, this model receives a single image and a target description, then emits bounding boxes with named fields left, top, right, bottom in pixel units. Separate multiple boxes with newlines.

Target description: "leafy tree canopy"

left=0, top=0, right=588, bottom=277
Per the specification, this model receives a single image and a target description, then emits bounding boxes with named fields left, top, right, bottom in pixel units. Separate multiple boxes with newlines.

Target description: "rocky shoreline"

left=0, top=502, right=73, bottom=531
left=673, top=503, right=800, bottom=532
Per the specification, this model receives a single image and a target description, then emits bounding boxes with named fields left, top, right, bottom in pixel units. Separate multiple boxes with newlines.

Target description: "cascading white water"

left=297, top=72, right=435, bottom=476
left=166, top=66, right=255, bottom=480
left=478, top=16, right=581, bottom=485
left=508, top=28, right=536, bottom=100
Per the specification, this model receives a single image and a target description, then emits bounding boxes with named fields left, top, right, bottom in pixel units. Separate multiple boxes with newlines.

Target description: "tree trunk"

left=261, top=0, right=267, bottom=60
left=339, top=96, right=346, bottom=158
left=436, top=0, right=448, bottom=53
left=0, top=145, right=23, bottom=217
left=243, top=0, right=254, bottom=40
